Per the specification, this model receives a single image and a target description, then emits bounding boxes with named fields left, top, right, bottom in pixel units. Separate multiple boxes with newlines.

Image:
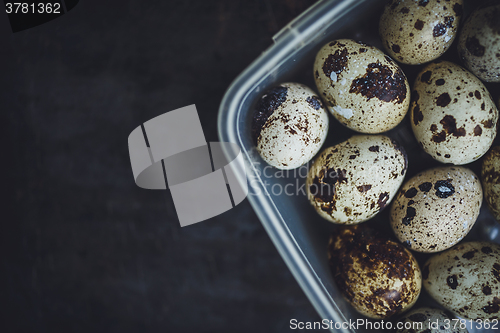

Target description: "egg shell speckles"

left=380, top=0, right=463, bottom=65
left=328, top=225, right=421, bottom=319
left=481, top=146, right=500, bottom=223
left=396, top=307, right=468, bottom=333
left=307, top=135, right=407, bottom=224
left=458, top=3, right=500, bottom=82
left=252, top=83, right=329, bottom=170
left=391, top=167, right=482, bottom=253
left=313, top=39, right=410, bottom=133
left=423, top=241, right=500, bottom=321
left=411, top=61, right=498, bottom=165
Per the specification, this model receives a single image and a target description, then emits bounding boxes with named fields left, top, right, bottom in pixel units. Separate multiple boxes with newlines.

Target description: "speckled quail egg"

left=380, top=0, right=463, bottom=65
left=422, top=241, right=500, bottom=321
left=390, top=166, right=482, bottom=253
left=328, top=225, right=421, bottom=319
left=307, top=135, right=407, bottom=224
left=411, top=61, right=498, bottom=165
left=482, top=146, right=500, bottom=222
left=458, top=2, right=500, bottom=82
left=396, top=307, right=469, bottom=333
left=313, top=39, right=410, bottom=133
left=251, top=82, right=329, bottom=170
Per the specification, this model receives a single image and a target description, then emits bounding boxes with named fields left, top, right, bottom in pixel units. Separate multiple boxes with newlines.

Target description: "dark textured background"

left=0, top=1, right=324, bottom=332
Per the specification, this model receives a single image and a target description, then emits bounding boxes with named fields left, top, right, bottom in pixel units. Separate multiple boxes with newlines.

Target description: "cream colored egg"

left=313, top=39, right=410, bottom=133
left=482, top=146, right=500, bottom=222
left=411, top=61, right=498, bottom=165
left=380, top=0, right=463, bottom=65
left=307, top=135, right=407, bottom=224
left=252, top=82, right=329, bottom=170
left=423, top=241, right=500, bottom=321
left=458, top=3, right=500, bottom=82
left=390, top=167, right=482, bottom=253
left=329, top=225, right=421, bottom=319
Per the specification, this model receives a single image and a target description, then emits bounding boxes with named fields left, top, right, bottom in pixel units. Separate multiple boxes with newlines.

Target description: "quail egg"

left=423, top=241, right=500, bottom=321
left=329, top=225, right=422, bottom=319
left=380, top=0, right=463, bottom=65
left=458, top=2, right=500, bottom=82
left=411, top=61, right=498, bottom=165
left=482, top=146, right=500, bottom=223
left=252, top=82, right=329, bottom=170
left=390, top=166, right=482, bottom=253
left=314, top=39, right=410, bottom=133
left=307, top=135, right=407, bottom=224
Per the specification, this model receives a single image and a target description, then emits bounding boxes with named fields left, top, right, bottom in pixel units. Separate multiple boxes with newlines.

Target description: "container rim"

left=217, top=1, right=368, bottom=331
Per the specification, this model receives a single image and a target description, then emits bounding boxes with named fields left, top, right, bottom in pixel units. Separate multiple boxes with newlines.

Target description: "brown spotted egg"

left=307, top=135, right=407, bottom=224
left=482, top=146, right=500, bottom=222
left=396, top=307, right=468, bottom=333
left=329, top=225, right=421, bottom=319
left=379, top=0, right=463, bottom=65
left=423, top=241, right=500, bottom=321
left=390, top=167, right=482, bottom=253
left=411, top=61, right=498, bottom=165
left=251, top=83, right=329, bottom=170
left=458, top=2, right=500, bottom=82
left=313, top=39, right=410, bottom=133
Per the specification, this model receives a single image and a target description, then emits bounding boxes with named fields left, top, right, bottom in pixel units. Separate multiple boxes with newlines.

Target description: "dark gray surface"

left=0, top=1, right=323, bottom=332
